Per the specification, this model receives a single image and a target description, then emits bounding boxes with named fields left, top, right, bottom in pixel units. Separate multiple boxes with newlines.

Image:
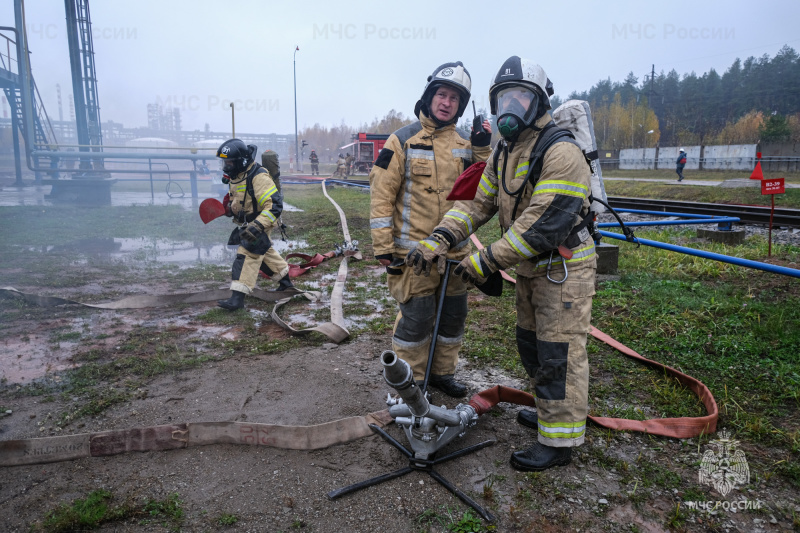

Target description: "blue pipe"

left=599, top=217, right=741, bottom=228
left=328, top=179, right=370, bottom=188
left=615, top=209, right=719, bottom=219
left=600, top=230, right=800, bottom=278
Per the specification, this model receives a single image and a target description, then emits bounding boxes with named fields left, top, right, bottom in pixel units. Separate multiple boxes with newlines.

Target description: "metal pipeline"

left=598, top=217, right=741, bottom=228
left=600, top=230, right=800, bottom=278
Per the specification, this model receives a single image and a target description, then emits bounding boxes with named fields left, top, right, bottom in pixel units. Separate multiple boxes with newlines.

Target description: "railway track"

left=285, top=177, right=800, bottom=228
left=607, top=197, right=800, bottom=228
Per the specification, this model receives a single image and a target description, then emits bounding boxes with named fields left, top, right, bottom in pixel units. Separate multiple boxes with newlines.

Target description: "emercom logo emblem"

left=699, top=430, right=750, bottom=496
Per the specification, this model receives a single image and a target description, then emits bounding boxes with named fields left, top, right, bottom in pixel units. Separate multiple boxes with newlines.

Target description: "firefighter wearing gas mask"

left=417, top=57, right=596, bottom=470
left=369, top=61, right=492, bottom=397
left=216, top=139, right=294, bottom=311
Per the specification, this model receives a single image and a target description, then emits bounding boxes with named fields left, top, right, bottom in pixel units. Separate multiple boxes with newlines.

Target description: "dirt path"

left=2, top=322, right=796, bottom=532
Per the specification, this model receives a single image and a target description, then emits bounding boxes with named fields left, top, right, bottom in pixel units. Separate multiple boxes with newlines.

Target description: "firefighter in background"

left=345, top=152, right=354, bottom=176
left=335, top=153, right=347, bottom=178
left=258, top=148, right=294, bottom=291
left=370, top=61, right=492, bottom=397
left=412, top=57, right=595, bottom=470
left=217, top=139, right=294, bottom=311
left=309, top=150, right=320, bottom=175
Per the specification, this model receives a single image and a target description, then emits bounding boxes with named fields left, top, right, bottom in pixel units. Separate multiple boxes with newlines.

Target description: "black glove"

left=375, top=253, right=393, bottom=266
left=453, top=249, right=497, bottom=285
left=239, top=220, right=265, bottom=242
left=405, top=231, right=451, bottom=276
left=471, top=115, right=491, bottom=147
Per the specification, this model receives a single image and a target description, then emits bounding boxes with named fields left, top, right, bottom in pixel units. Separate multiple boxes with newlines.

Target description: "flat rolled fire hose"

left=467, top=236, right=718, bottom=439
left=0, top=286, right=316, bottom=309
left=266, top=179, right=362, bottom=343
left=0, top=410, right=394, bottom=467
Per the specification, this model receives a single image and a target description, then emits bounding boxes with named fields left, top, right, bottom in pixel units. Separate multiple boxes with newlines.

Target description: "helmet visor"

left=219, top=158, right=235, bottom=175
left=496, top=86, right=538, bottom=120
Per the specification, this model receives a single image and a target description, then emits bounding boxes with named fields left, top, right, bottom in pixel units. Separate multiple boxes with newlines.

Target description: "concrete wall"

left=619, top=144, right=756, bottom=170
left=620, top=148, right=656, bottom=169
left=702, top=144, right=756, bottom=170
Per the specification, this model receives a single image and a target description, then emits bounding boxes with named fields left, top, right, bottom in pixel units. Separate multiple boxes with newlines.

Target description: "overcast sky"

left=3, top=0, right=799, bottom=136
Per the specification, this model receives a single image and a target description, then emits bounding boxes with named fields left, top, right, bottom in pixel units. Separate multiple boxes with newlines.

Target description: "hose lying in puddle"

left=0, top=180, right=362, bottom=344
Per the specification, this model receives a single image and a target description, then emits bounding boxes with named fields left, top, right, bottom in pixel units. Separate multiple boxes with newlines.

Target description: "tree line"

left=301, top=45, right=800, bottom=157
left=569, top=45, right=800, bottom=148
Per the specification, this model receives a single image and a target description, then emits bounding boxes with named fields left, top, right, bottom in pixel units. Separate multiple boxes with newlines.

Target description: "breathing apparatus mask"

left=495, top=86, right=541, bottom=140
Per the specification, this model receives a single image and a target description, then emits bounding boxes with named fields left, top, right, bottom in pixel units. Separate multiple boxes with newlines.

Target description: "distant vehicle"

left=340, top=133, right=390, bottom=174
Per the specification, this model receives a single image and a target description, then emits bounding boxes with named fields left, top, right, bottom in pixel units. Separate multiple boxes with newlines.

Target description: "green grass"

left=604, top=179, right=800, bottom=208
left=35, top=490, right=184, bottom=532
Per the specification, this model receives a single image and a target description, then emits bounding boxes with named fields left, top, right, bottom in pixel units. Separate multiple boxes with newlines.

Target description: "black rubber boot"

left=217, top=290, right=246, bottom=311
left=510, top=442, right=572, bottom=472
left=271, top=274, right=295, bottom=292
left=516, top=409, right=538, bottom=429
left=428, top=374, right=467, bottom=398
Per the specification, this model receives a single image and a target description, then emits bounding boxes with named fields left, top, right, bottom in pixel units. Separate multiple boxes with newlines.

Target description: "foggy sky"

left=2, top=0, right=799, bottom=136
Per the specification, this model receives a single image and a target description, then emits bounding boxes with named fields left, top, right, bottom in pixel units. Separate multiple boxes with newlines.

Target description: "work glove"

left=454, top=249, right=497, bottom=286
left=222, top=193, right=233, bottom=217
left=470, top=117, right=491, bottom=147
left=405, top=231, right=451, bottom=276
left=239, top=220, right=265, bottom=242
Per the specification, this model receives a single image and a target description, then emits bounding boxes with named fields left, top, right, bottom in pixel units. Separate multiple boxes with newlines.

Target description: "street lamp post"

left=293, top=45, right=301, bottom=173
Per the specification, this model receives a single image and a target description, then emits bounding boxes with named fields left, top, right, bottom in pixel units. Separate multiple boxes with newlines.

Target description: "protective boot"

left=510, top=442, right=572, bottom=472
left=428, top=374, right=467, bottom=398
left=217, top=290, right=246, bottom=311
left=271, top=274, right=295, bottom=292
left=516, top=409, right=538, bottom=429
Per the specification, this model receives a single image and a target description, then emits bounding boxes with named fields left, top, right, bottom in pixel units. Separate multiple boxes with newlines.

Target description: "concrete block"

left=596, top=243, right=619, bottom=275
left=697, top=228, right=745, bottom=245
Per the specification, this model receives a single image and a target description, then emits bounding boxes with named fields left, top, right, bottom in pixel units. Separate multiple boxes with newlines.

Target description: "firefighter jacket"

left=227, top=161, right=283, bottom=232
left=436, top=114, right=596, bottom=278
left=369, top=113, right=492, bottom=260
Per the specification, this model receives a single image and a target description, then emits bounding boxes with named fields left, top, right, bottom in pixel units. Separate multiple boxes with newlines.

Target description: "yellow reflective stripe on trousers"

left=538, top=419, right=586, bottom=439
left=478, top=174, right=498, bottom=198
left=532, top=179, right=588, bottom=199
left=503, top=227, right=536, bottom=259
left=258, top=185, right=278, bottom=206
left=443, top=209, right=474, bottom=234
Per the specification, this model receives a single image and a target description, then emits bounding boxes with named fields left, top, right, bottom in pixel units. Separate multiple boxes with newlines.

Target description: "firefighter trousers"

left=515, top=265, right=596, bottom=447
left=387, top=262, right=468, bottom=380
left=230, top=230, right=288, bottom=293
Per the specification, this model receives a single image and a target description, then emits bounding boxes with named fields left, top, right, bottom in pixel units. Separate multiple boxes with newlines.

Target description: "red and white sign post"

left=761, top=178, right=785, bottom=257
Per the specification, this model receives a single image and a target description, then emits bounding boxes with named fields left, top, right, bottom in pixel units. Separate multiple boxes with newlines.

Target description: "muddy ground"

left=1, top=293, right=798, bottom=533
left=0, top=182, right=798, bottom=532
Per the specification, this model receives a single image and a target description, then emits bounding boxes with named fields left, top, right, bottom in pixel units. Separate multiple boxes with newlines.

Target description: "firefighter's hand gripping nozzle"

left=381, top=350, right=478, bottom=460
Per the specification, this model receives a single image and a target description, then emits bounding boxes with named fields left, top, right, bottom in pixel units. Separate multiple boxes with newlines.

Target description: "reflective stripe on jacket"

left=369, top=113, right=491, bottom=259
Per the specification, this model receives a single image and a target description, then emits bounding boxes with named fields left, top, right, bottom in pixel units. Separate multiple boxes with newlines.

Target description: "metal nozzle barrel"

left=381, top=350, right=429, bottom=417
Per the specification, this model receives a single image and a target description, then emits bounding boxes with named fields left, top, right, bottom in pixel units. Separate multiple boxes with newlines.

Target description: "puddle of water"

left=0, top=186, right=303, bottom=213
left=21, top=237, right=311, bottom=266
left=0, top=334, right=78, bottom=384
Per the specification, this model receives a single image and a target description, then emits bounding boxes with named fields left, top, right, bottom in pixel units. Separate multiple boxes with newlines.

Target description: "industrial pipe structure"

left=600, top=230, right=800, bottom=279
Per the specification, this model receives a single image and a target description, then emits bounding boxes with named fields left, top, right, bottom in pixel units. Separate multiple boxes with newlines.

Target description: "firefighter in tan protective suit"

left=408, top=57, right=596, bottom=470
left=216, top=139, right=294, bottom=311
left=370, top=61, right=492, bottom=397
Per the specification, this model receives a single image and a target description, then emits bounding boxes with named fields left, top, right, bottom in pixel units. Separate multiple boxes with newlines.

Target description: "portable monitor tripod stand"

left=327, top=260, right=496, bottom=522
